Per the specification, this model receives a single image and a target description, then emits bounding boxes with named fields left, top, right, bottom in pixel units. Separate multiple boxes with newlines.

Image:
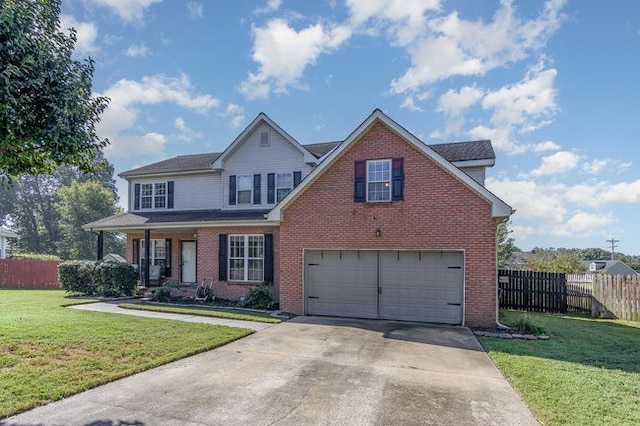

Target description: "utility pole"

left=606, top=238, right=619, bottom=260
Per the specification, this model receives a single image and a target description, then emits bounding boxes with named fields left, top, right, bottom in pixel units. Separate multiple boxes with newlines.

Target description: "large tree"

left=56, top=181, right=124, bottom=260
left=0, top=0, right=109, bottom=182
left=524, top=248, right=587, bottom=274
left=497, top=221, right=517, bottom=269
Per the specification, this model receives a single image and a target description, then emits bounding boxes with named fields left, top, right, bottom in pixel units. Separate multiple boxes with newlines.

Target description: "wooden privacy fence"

left=0, top=259, right=61, bottom=289
left=498, top=270, right=567, bottom=313
left=500, top=270, right=640, bottom=321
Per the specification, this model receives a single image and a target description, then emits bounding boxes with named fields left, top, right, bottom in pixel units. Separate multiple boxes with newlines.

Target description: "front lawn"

left=477, top=310, right=640, bottom=426
left=119, top=302, right=282, bottom=323
left=0, top=290, right=252, bottom=419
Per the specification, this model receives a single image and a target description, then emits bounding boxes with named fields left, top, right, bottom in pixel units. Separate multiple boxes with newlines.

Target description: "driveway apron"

left=2, top=316, right=539, bottom=426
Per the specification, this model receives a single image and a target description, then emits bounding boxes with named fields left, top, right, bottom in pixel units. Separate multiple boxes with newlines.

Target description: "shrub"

left=58, top=261, right=98, bottom=294
left=509, top=313, right=546, bottom=335
left=240, top=283, right=278, bottom=310
left=10, top=252, right=62, bottom=261
left=58, top=261, right=137, bottom=297
left=151, top=285, right=172, bottom=302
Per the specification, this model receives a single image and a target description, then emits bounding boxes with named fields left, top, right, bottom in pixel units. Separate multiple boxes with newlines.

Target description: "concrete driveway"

left=2, top=316, right=538, bottom=426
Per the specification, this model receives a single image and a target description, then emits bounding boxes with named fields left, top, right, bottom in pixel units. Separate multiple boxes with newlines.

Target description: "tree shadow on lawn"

left=480, top=311, right=640, bottom=373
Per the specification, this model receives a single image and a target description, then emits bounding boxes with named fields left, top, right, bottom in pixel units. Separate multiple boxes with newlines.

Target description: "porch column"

left=97, top=231, right=104, bottom=260
left=144, top=229, right=151, bottom=286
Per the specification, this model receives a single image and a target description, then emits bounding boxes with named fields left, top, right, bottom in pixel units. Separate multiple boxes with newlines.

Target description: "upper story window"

left=134, top=182, right=174, bottom=210
left=366, top=159, right=391, bottom=202
left=354, top=158, right=403, bottom=203
left=237, top=175, right=253, bottom=205
left=276, top=173, right=293, bottom=202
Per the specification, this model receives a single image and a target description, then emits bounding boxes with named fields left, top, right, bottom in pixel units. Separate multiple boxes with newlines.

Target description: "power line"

left=606, top=238, right=619, bottom=260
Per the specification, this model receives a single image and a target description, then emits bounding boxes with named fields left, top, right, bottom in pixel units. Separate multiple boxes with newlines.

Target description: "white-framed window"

left=276, top=172, right=293, bottom=202
left=366, top=159, right=391, bottom=202
left=237, top=175, right=253, bottom=205
left=140, top=239, right=167, bottom=268
left=229, top=235, right=264, bottom=281
left=140, top=182, right=167, bottom=209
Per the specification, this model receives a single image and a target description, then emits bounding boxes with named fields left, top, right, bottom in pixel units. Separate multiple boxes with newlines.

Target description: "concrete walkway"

left=3, top=316, right=539, bottom=425
left=68, top=301, right=275, bottom=331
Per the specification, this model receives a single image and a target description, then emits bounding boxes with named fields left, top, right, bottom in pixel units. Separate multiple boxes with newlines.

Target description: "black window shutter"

left=392, top=158, right=404, bottom=201
left=167, top=181, right=174, bottom=209
left=267, top=173, right=275, bottom=204
left=134, top=183, right=141, bottom=210
left=133, top=239, right=140, bottom=264
left=164, top=239, right=172, bottom=277
left=253, top=174, right=261, bottom=204
left=264, top=234, right=274, bottom=283
left=218, top=234, right=227, bottom=281
left=354, top=160, right=366, bottom=202
left=229, top=175, right=236, bottom=205
left=293, top=171, right=302, bottom=187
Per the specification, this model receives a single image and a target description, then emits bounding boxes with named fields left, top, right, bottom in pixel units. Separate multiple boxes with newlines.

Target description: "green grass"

left=478, top=310, right=640, bottom=426
left=0, top=289, right=253, bottom=419
left=118, top=302, right=282, bottom=324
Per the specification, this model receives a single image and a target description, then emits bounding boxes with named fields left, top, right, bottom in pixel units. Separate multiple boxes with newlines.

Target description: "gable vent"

left=260, top=131, right=270, bottom=147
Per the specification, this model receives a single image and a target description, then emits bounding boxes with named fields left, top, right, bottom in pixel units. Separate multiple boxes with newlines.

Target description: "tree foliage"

left=56, top=181, right=124, bottom=260
left=497, top=221, right=517, bottom=269
left=0, top=0, right=109, bottom=181
left=524, top=248, right=587, bottom=273
left=0, top=154, right=122, bottom=259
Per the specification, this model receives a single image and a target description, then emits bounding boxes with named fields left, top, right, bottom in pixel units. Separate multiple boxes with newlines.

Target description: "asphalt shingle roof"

left=84, top=209, right=271, bottom=230
left=118, top=140, right=495, bottom=178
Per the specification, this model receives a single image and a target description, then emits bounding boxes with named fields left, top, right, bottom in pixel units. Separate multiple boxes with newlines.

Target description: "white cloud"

left=221, top=104, right=246, bottom=129
left=254, top=0, right=282, bottom=15
left=531, top=151, right=581, bottom=176
left=239, top=19, right=351, bottom=99
left=187, top=2, right=204, bottom=19
left=347, top=0, right=441, bottom=45
left=174, top=117, right=203, bottom=142
left=534, top=141, right=560, bottom=152
left=125, top=44, right=150, bottom=57
left=400, top=96, right=424, bottom=112
left=88, top=0, right=162, bottom=23
left=467, top=125, right=527, bottom=154
left=582, top=159, right=609, bottom=174
left=552, top=212, right=616, bottom=237
left=390, top=0, right=566, bottom=93
left=60, top=14, right=99, bottom=56
left=436, top=85, right=484, bottom=116
left=601, top=180, right=640, bottom=204
left=117, top=133, right=167, bottom=157
left=487, top=177, right=567, bottom=224
left=97, top=74, right=218, bottom=157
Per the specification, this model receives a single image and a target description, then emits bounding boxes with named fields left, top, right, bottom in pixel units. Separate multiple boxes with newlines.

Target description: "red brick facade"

left=278, top=121, right=499, bottom=327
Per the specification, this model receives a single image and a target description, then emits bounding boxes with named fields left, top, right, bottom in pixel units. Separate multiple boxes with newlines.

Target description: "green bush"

left=240, top=283, right=278, bottom=310
left=151, top=285, right=172, bottom=302
left=509, top=313, right=546, bottom=335
left=11, top=252, right=62, bottom=261
left=58, top=261, right=137, bottom=297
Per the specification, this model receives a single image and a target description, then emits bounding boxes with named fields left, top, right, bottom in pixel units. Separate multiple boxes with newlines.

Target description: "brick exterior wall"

left=127, top=227, right=279, bottom=302
left=278, top=120, right=499, bottom=327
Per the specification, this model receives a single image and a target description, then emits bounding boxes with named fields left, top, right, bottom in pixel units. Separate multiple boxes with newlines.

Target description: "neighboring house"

left=0, top=227, right=18, bottom=259
left=581, top=260, right=639, bottom=276
left=85, top=110, right=512, bottom=327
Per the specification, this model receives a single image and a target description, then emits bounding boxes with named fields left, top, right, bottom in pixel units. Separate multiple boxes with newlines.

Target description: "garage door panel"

left=305, top=250, right=464, bottom=324
left=379, top=251, right=463, bottom=324
left=306, top=250, right=378, bottom=319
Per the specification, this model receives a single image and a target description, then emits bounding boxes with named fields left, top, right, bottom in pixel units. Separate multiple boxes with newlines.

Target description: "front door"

left=181, top=241, right=197, bottom=283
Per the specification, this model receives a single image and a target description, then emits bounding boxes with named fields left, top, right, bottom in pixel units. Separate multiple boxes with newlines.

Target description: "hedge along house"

left=84, top=109, right=513, bottom=326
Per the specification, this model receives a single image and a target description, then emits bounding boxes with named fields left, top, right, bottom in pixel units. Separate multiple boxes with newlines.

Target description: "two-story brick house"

left=85, top=109, right=512, bottom=327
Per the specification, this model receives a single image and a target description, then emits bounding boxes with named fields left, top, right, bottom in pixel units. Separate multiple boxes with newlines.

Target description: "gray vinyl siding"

left=223, top=123, right=313, bottom=210
left=460, top=166, right=486, bottom=186
left=129, top=173, right=221, bottom=211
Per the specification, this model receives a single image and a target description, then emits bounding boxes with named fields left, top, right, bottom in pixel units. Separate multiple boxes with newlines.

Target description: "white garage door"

left=305, top=250, right=463, bottom=324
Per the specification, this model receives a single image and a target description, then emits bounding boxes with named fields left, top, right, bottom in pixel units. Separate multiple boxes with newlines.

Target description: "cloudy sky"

left=61, top=0, right=640, bottom=254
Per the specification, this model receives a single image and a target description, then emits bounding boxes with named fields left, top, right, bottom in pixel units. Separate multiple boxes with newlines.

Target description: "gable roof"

left=268, top=109, right=513, bottom=221
left=581, top=260, right=639, bottom=276
left=429, top=140, right=495, bottom=167
left=120, top=153, right=221, bottom=178
left=211, top=112, right=318, bottom=170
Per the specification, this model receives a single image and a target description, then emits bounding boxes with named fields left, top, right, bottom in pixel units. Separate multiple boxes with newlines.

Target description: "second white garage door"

left=305, top=250, right=464, bottom=324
